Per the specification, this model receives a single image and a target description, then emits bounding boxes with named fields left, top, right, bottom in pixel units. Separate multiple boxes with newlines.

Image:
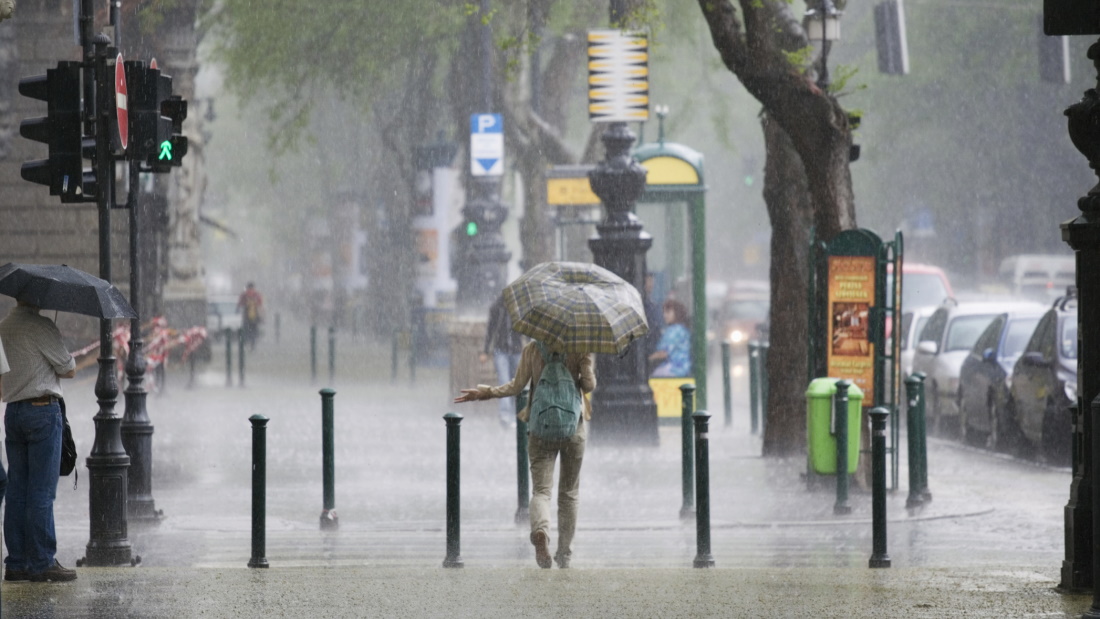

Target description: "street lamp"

left=804, top=0, right=842, bottom=90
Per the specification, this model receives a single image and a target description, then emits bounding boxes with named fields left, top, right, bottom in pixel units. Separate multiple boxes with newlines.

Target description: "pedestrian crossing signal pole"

left=83, top=26, right=134, bottom=567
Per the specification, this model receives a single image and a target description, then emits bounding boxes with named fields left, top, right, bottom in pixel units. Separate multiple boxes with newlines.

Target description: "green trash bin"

left=806, top=377, right=864, bottom=475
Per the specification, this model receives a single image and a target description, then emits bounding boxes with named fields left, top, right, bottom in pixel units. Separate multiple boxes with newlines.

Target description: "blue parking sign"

left=470, top=113, right=503, bottom=177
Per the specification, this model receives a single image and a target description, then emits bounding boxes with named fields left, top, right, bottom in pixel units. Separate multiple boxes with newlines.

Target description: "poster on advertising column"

left=827, top=255, right=876, bottom=404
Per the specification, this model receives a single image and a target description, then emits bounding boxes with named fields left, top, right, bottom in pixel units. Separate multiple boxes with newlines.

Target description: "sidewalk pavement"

left=3, top=319, right=1094, bottom=617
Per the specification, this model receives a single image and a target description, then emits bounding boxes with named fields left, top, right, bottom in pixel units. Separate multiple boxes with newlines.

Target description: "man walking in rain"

left=0, top=300, right=77, bottom=582
left=454, top=340, right=595, bottom=568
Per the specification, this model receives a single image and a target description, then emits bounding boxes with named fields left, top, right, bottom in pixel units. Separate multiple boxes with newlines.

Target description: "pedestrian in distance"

left=237, top=282, right=264, bottom=351
left=480, top=295, right=525, bottom=429
left=649, top=298, right=692, bottom=378
left=0, top=299, right=77, bottom=582
left=454, top=339, right=595, bottom=569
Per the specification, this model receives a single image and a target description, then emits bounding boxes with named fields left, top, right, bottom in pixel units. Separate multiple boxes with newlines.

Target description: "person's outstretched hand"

left=454, top=388, right=484, bottom=404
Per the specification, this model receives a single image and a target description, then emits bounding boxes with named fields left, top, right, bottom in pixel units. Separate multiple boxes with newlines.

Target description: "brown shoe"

left=28, top=560, right=76, bottom=582
left=531, top=531, right=552, bottom=569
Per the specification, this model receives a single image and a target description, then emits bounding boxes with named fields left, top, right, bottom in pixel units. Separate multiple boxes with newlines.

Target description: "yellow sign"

left=642, top=156, right=699, bottom=185
left=547, top=176, right=600, bottom=206
left=826, top=256, right=876, bottom=403
left=650, top=377, right=696, bottom=418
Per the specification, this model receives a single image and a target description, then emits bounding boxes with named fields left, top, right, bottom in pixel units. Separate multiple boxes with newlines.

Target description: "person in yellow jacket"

left=455, top=339, right=595, bottom=569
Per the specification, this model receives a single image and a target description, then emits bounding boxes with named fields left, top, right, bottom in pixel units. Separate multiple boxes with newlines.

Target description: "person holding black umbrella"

left=0, top=299, right=77, bottom=582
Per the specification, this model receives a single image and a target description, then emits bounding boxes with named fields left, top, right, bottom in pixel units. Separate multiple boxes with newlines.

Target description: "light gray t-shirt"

left=0, top=306, right=75, bottom=403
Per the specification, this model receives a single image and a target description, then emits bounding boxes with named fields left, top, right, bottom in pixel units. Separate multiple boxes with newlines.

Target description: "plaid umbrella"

left=503, top=261, right=648, bottom=355
left=0, top=263, right=136, bottom=319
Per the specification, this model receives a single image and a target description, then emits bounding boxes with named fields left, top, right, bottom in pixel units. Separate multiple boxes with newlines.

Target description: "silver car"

left=912, top=300, right=1044, bottom=435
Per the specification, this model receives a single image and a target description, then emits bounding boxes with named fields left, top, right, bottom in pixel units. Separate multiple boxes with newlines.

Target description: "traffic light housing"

left=125, top=60, right=188, bottom=173
left=19, top=61, right=92, bottom=202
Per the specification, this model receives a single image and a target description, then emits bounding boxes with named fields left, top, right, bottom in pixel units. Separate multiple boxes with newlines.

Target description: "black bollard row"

left=680, top=383, right=696, bottom=519
left=515, top=389, right=530, bottom=524
left=320, top=389, right=338, bottom=531
left=833, top=380, right=852, bottom=516
left=869, top=407, right=891, bottom=568
left=443, top=412, right=464, bottom=568
left=692, top=410, right=715, bottom=568
left=248, top=414, right=269, bottom=568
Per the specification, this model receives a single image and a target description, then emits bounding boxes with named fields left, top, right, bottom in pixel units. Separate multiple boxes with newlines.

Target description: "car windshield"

left=1061, top=320, right=1078, bottom=360
left=945, top=314, right=997, bottom=352
left=903, top=273, right=950, bottom=309
left=1002, top=317, right=1040, bottom=359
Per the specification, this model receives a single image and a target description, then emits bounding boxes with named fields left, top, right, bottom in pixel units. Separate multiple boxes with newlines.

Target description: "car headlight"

left=1065, top=381, right=1078, bottom=402
left=728, top=329, right=745, bottom=344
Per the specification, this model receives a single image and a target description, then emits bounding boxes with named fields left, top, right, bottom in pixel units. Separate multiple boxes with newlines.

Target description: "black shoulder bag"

left=58, top=397, right=77, bottom=486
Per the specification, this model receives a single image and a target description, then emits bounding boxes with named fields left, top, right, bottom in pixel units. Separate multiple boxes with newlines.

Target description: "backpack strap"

left=535, top=340, right=551, bottom=363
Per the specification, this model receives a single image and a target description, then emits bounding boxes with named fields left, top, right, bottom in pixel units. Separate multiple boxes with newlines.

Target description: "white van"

left=998, top=254, right=1075, bottom=303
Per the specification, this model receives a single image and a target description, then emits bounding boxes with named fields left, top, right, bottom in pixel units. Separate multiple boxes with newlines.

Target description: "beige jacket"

left=478, top=341, right=596, bottom=423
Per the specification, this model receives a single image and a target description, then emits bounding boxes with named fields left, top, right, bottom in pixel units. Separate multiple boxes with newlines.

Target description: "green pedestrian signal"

left=466, top=221, right=478, bottom=236
left=158, top=140, right=173, bottom=161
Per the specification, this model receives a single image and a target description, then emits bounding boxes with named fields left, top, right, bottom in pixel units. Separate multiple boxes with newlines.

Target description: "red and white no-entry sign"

left=115, top=53, right=128, bottom=151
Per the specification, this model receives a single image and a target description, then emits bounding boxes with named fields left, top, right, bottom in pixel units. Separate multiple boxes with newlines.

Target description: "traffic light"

left=19, top=61, right=93, bottom=202
left=466, top=221, right=478, bottom=236
left=125, top=60, right=188, bottom=173
left=151, top=95, right=188, bottom=171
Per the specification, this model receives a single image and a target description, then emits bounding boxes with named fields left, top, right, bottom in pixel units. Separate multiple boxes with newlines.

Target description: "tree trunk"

left=761, top=113, right=813, bottom=456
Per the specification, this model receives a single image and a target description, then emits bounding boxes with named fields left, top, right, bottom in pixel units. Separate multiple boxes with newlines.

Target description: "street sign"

left=115, top=53, right=128, bottom=151
left=587, top=30, right=649, bottom=123
left=470, top=113, right=503, bottom=177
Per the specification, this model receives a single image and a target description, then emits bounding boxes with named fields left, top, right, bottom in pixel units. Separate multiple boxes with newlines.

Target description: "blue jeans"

left=494, top=351, right=521, bottom=425
left=4, top=401, right=62, bottom=574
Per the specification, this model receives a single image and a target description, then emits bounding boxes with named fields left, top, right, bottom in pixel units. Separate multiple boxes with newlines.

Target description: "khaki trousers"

left=528, top=418, right=586, bottom=562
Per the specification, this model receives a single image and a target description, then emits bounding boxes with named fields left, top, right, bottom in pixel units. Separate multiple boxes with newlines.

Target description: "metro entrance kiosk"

left=547, top=139, right=708, bottom=416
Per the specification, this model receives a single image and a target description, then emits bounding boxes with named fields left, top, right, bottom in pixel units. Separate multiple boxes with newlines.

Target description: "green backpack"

left=529, top=341, right=583, bottom=441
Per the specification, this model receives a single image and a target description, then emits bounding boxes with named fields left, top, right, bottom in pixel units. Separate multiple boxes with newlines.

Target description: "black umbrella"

left=0, top=263, right=137, bottom=319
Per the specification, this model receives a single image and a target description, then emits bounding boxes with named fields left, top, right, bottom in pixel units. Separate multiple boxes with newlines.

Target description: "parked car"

left=912, top=299, right=1044, bottom=435
left=956, top=308, right=1045, bottom=450
left=899, top=305, right=937, bottom=380
left=206, top=295, right=243, bottom=340
left=1008, top=289, right=1077, bottom=464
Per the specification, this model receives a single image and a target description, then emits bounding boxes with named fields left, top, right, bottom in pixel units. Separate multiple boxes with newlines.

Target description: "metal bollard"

left=238, top=328, right=246, bottom=387
left=443, top=412, right=464, bottom=568
left=225, top=328, right=233, bottom=387
left=188, top=353, right=196, bottom=389
left=680, top=383, right=696, bottom=519
left=912, top=372, right=932, bottom=502
left=320, top=389, right=338, bottom=530
left=760, top=341, right=770, bottom=433
left=328, top=326, right=336, bottom=385
left=310, top=325, right=318, bottom=384
left=834, top=379, right=852, bottom=515
left=869, top=406, right=892, bottom=568
left=748, top=341, right=760, bottom=434
left=248, top=414, right=269, bottom=568
left=692, top=410, right=715, bottom=568
left=515, top=389, right=530, bottom=524
left=721, top=341, right=732, bottom=428
left=904, top=375, right=924, bottom=509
